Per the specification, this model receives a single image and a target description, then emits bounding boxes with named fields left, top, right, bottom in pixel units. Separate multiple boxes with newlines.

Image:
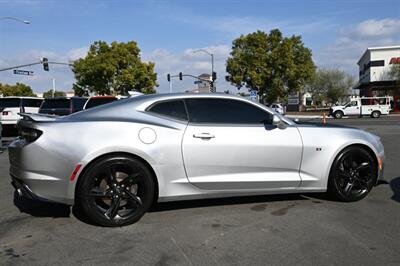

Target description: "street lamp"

left=0, top=17, right=30, bottom=24
left=193, top=49, right=215, bottom=92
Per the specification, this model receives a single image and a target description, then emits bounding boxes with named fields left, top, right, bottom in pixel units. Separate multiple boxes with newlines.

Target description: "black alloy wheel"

left=328, top=146, right=377, bottom=202
left=77, top=155, right=155, bottom=227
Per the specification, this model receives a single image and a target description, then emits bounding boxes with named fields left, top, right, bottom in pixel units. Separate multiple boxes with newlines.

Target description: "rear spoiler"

left=18, top=113, right=58, bottom=122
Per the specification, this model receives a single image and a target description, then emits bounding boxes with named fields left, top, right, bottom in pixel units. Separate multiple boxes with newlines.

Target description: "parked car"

left=330, top=96, right=392, bottom=119
left=269, top=103, right=285, bottom=115
left=39, top=97, right=87, bottom=116
left=0, top=97, right=43, bottom=129
left=83, top=96, right=117, bottom=110
left=10, top=93, right=385, bottom=227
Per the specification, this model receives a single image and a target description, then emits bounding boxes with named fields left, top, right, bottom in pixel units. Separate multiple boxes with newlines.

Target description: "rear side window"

left=72, top=98, right=87, bottom=112
left=0, top=98, right=21, bottom=108
left=41, top=99, right=70, bottom=109
left=85, top=97, right=117, bottom=109
left=148, top=100, right=188, bottom=121
left=22, top=99, right=43, bottom=107
left=185, top=98, right=271, bottom=124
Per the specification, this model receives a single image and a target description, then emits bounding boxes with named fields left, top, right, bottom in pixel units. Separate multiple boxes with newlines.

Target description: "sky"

left=0, top=0, right=400, bottom=94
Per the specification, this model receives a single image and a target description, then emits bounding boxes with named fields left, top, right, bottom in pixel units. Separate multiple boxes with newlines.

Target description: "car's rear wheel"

left=333, top=111, right=343, bottom=119
left=371, top=111, right=381, bottom=118
left=328, top=146, right=377, bottom=202
left=77, top=155, right=155, bottom=227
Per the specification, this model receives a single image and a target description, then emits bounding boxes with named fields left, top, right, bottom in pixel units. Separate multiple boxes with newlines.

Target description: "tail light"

left=2, top=111, right=9, bottom=116
left=18, top=127, right=42, bottom=142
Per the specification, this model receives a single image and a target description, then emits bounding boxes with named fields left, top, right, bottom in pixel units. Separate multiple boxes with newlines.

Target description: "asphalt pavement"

left=0, top=117, right=399, bottom=265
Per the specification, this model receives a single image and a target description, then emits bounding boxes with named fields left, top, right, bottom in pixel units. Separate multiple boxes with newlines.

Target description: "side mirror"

left=272, top=114, right=286, bottom=129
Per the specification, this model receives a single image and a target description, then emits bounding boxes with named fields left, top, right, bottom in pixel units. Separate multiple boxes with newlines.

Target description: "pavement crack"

left=170, top=236, right=193, bottom=266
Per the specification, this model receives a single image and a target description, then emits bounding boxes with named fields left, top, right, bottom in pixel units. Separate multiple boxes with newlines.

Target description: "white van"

left=330, top=96, right=392, bottom=119
left=0, top=97, right=43, bottom=129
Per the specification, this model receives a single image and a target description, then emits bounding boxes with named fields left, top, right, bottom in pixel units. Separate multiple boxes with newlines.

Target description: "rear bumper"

left=11, top=176, right=52, bottom=202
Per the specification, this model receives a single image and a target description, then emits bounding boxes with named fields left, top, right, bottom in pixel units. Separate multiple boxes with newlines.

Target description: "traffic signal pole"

left=0, top=62, right=42, bottom=72
left=0, top=60, right=72, bottom=72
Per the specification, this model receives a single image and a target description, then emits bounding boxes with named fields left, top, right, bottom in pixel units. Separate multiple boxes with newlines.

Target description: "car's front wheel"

left=76, top=155, right=156, bottom=227
left=333, top=111, right=344, bottom=119
left=328, top=146, right=377, bottom=202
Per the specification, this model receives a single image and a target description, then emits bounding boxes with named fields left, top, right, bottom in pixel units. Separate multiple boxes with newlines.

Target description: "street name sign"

left=13, top=69, right=34, bottom=76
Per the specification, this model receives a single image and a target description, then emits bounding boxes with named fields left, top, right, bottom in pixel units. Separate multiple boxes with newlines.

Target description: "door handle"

left=193, top=133, right=215, bottom=139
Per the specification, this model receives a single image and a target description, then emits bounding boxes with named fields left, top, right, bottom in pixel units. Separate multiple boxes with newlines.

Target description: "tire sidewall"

left=334, top=111, right=343, bottom=119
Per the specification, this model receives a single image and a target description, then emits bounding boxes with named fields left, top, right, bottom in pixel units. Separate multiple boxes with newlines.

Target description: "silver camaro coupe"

left=9, top=93, right=385, bottom=226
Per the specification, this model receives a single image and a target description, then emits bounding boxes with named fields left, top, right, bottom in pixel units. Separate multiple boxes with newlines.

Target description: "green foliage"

left=307, top=68, right=355, bottom=105
left=72, top=40, right=157, bottom=96
left=42, top=90, right=66, bottom=98
left=0, top=83, right=36, bottom=97
left=226, top=29, right=315, bottom=103
left=389, top=63, right=400, bottom=81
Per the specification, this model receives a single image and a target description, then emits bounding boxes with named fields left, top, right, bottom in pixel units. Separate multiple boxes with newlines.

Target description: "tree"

left=226, top=29, right=315, bottom=103
left=42, top=90, right=66, bottom=98
left=72, top=40, right=157, bottom=96
left=0, top=83, right=36, bottom=97
left=307, top=68, right=355, bottom=105
left=389, top=63, right=400, bottom=81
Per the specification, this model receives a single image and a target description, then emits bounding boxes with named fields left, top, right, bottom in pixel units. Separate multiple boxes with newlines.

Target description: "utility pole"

left=193, top=49, right=216, bottom=92
left=52, top=78, right=56, bottom=98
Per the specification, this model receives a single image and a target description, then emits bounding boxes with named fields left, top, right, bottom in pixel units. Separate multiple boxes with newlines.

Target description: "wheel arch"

left=327, top=143, right=379, bottom=185
left=74, top=151, right=159, bottom=205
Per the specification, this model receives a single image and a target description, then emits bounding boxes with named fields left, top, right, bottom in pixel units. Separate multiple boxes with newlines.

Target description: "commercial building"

left=356, top=45, right=400, bottom=111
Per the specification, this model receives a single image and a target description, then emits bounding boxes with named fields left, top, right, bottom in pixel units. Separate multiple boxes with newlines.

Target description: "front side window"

left=148, top=100, right=188, bottom=121
left=185, top=98, right=271, bottom=124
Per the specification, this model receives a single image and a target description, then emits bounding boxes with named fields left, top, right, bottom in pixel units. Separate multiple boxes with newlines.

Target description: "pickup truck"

left=330, top=96, right=392, bottom=119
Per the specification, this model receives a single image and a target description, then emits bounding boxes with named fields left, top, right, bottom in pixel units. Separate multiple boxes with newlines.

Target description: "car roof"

left=89, top=96, right=116, bottom=98
left=43, top=97, right=87, bottom=100
left=65, top=92, right=294, bottom=126
left=0, top=96, right=43, bottom=99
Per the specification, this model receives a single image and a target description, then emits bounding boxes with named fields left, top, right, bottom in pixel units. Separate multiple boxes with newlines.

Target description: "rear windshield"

left=0, top=98, right=21, bottom=108
left=85, top=97, right=117, bottom=109
left=41, top=99, right=70, bottom=109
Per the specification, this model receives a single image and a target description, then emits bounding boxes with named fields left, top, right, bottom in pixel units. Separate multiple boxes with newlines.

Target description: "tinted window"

left=72, top=98, right=87, bottom=112
left=186, top=98, right=271, bottom=124
left=22, top=99, right=43, bottom=107
left=148, top=100, right=188, bottom=121
left=40, top=99, right=70, bottom=109
left=85, top=97, right=117, bottom=109
left=0, top=98, right=21, bottom=108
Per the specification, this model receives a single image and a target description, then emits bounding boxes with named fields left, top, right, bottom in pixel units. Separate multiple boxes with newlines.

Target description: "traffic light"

left=41, top=57, right=49, bottom=71
left=212, top=71, right=217, bottom=81
left=209, top=82, right=216, bottom=93
left=179, top=72, right=183, bottom=80
left=167, top=74, right=171, bottom=82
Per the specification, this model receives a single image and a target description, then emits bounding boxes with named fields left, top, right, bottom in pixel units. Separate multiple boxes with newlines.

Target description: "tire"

left=77, top=155, right=156, bottom=227
left=371, top=111, right=381, bottom=118
left=333, top=111, right=343, bottom=119
left=328, top=146, right=377, bottom=202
